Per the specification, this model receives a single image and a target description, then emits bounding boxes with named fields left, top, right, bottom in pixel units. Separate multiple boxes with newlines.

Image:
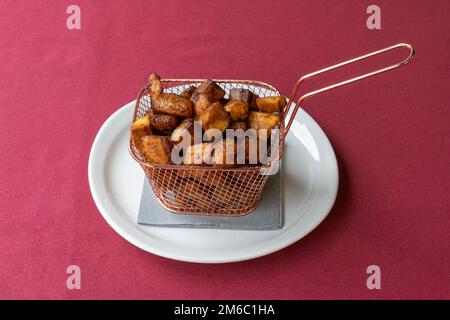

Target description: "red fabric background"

left=0, top=0, right=449, bottom=299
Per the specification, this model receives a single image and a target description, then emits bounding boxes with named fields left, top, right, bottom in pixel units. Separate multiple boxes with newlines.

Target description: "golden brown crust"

left=229, top=122, right=247, bottom=131
left=255, top=96, right=287, bottom=113
left=193, top=94, right=211, bottom=117
left=199, top=102, right=231, bottom=135
left=228, top=89, right=253, bottom=120
left=140, top=135, right=173, bottom=164
left=183, top=143, right=213, bottom=165
left=131, top=113, right=152, bottom=132
left=148, top=73, right=163, bottom=104
left=249, top=93, right=259, bottom=111
left=133, top=75, right=283, bottom=171
left=170, top=118, right=195, bottom=143
left=191, top=80, right=225, bottom=103
left=210, top=139, right=237, bottom=167
left=229, top=88, right=253, bottom=104
left=179, top=86, right=196, bottom=99
left=153, top=93, right=194, bottom=118
left=224, top=100, right=249, bottom=121
left=247, top=111, right=281, bottom=140
left=150, top=114, right=180, bottom=133
left=131, top=114, right=153, bottom=154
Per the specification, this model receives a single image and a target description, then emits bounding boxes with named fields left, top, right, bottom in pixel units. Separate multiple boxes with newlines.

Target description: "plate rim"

left=88, top=100, right=339, bottom=263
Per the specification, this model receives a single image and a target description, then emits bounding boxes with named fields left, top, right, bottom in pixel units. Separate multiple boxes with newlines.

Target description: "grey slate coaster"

left=137, top=171, right=283, bottom=230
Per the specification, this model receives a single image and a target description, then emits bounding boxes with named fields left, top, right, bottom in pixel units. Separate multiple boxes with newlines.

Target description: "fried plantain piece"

left=228, top=88, right=253, bottom=120
left=224, top=100, right=249, bottom=121
left=211, top=138, right=237, bottom=166
left=229, top=88, right=253, bottom=103
left=218, top=136, right=257, bottom=164
left=193, top=93, right=211, bottom=117
left=140, top=135, right=173, bottom=164
left=229, top=121, right=247, bottom=131
left=249, top=93, right=259, bottom=111
left=150, top=114, right=180, bottom=133
left=153, top=93, right=193, bottom=118
left=131, top=113, right=152, bottom=132
left=131, top=113, right=152, bottom=153
left=255, top=96, right=287, bottom=113
left=148, top=73, right=163, bottom=104
left=183, top=143, right=213, bottom=165
left=243, top=135, right=260, bottom=164
left=200, top=102, right=231, bottom=135
left=247, top=111, right=281, bottom=140
left=170, top=118, right=195, bottom=143
left=191, top=80, right=225, bottom=103
left=179, top=85, right=196, bottom=99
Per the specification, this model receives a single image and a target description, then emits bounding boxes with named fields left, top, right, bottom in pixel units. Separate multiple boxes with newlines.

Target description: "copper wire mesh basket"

left=129, top=43, right=415, bottom=216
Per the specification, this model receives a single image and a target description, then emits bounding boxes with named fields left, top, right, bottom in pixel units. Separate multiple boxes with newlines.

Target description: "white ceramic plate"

left=88, top=100, right=338, bottom=263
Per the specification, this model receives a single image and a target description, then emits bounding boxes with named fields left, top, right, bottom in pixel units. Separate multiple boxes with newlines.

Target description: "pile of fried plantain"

left=131, top=73, right=286, bottom=166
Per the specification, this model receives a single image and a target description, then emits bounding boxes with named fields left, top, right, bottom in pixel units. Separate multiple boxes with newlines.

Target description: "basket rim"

left=129, top=78, right=285, bottom=171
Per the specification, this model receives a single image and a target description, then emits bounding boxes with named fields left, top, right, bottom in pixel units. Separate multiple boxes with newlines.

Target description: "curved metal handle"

left=283, top=43, right=415, bottom=134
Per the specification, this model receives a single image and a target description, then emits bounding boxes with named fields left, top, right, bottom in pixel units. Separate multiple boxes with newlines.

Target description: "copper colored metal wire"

left=129, top=43, right=415, bottom=216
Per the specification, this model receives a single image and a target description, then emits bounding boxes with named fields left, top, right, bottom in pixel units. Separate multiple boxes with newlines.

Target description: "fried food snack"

left=255, top=96, right=287, bottom=113
left=150, top=114, right=180, bottom=133
left=179, top=86, right=196, bottom=99
left=154, top=93, right=193, bottom=118
left=200, top=102, right=231, bottom=135
left=227, top=88, right=253, bottom=120
left=224, top=100, right=249, bottom=121
left=211, top=138, right=237, bottom=166
left=148, top=73, right=163, bottom=104
left=247, top=111, right=281, bottom=140
left=193, top=94, right=211, bottom=117
left=221, top=136, right=257, bottom=164
left=131, top=113, right=152, bottom=153
left=250, top=93, right=259, bottom=111
left=229, top=88, right=253, bottom=104
left=183, top=143, right=213, bottom=165
left=140, top=135, right=173, bottom=164
left=134, top=74, right=283, bottom=171
left=131, top=113, right=152, bottom=132
left=170, top=118, right=195, bottom=143
left=229, top=122, right=247, bottom=131
left=191, top=80, right=225, bottom=103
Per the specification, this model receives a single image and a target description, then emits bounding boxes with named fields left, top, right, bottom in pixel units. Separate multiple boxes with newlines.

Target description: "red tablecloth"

left=1, top=0, right=449, bottom=299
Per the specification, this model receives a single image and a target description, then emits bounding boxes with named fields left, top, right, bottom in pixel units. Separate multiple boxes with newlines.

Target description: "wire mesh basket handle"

left=283, top=43, right=415, bottom=134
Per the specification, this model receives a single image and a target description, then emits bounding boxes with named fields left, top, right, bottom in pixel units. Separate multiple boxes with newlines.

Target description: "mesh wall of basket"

left=129, top=43, right=415, bottom=216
